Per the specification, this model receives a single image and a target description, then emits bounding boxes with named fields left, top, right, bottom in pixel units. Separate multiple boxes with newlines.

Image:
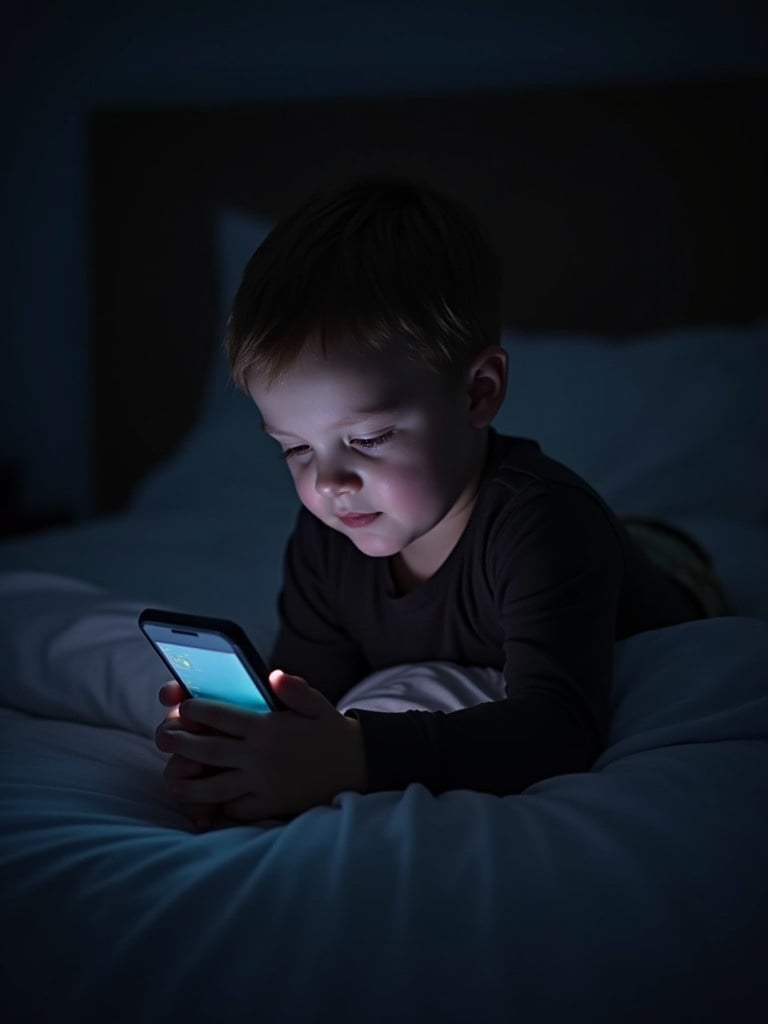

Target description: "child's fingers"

left=164, top=754, right=219, bottom=828
left=156, top=721, right=206, bottom=759
left=164, top=753, right=204, bottom=782
left=159, top=679, right=186, bottom=707
left=159, top=709, right=217, bottom=735
left=156, top=703, right=226, bottom=833
left=180, top=800, right=218, bottom=830
left=156, top=718, right=185, bottom=747
left=159, top=687, right=222, bottom=736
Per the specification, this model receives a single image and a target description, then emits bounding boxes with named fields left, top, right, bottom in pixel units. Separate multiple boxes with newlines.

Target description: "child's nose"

left=314, top=464, right=361, bottom=497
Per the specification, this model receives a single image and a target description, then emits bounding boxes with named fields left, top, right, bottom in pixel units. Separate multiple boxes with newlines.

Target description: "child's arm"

left=345, top=485, right=621, bottom=796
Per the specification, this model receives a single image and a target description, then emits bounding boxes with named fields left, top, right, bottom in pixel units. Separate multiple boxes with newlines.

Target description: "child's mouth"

left=337, top=512, right=382, bottom=529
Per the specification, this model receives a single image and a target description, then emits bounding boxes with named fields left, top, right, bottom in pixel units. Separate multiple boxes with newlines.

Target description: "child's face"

left=247, top=336, right=487, bottom=563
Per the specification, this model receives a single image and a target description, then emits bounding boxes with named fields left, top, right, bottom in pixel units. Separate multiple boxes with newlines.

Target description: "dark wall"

left=1, top=0, right=766, bottom=524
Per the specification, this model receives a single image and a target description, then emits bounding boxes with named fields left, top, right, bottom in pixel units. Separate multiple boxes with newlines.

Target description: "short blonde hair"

left=226, top=175, right=501, bottom=389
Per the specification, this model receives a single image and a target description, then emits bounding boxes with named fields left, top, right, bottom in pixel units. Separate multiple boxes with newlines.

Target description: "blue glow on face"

left=158, top=642, right=271, bottom=713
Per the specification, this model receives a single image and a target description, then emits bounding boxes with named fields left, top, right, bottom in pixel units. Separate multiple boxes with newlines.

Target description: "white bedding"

left=1, top=571, right=768, bottom=1023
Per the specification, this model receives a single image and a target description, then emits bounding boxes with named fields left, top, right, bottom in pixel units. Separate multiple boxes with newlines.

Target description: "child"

left=155, top=175, right=728, bottom=827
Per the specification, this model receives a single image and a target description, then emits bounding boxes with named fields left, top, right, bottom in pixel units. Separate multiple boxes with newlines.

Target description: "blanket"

left=1, top=571, right=767, bottom=1023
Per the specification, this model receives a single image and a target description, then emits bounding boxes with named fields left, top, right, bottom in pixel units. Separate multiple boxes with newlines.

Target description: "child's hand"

left=157, top=680, right=221, bottom=829
left=155, top=671, right=368, bottom=824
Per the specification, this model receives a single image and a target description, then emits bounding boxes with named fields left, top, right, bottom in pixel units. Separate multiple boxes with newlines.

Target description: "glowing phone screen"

left=156, top=641, right=271, bottom=713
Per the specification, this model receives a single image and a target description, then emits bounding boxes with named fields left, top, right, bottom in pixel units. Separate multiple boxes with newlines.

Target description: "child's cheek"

left=377, top=463, right=444, bottom=520
left=294, top=474, right=324, bottom=514
left=285, top=464, right=315, bottom=506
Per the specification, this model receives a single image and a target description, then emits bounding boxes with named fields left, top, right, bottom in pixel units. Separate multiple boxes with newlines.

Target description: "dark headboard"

left=89, top=77, right=768, bottom=514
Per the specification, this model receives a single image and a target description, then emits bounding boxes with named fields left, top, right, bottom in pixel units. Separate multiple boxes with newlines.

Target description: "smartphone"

left=138, top=608, right=284, bottom=713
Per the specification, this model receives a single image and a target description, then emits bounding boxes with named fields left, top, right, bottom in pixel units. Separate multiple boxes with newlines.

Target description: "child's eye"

left=352, top=430, right=395, bottom=450
left=279, top=430, right=395, bottom=460
left=280, top=445, right=311, bottom=461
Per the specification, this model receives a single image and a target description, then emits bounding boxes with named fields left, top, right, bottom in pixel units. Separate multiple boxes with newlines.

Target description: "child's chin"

left=347, top=533, right=402, bottom=558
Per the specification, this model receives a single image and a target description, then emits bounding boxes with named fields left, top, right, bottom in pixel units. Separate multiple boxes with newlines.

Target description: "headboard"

left=89, top=76, right=768, bottom=515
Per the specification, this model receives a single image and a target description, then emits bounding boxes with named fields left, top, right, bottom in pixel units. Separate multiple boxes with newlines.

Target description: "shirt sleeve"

left=270, top=508, right=369, bottom=706
left=346, top=484, right=623, bottom=796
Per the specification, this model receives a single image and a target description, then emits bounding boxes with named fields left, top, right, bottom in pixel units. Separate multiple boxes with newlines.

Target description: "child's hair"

left=226, top=174, right=502, bottom=389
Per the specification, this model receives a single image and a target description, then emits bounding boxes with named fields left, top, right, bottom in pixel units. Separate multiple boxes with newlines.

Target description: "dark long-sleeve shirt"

left=270, top=429, right=701, bottom=796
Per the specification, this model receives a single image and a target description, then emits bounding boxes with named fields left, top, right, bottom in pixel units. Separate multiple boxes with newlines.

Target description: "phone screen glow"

left=157, top=641, right=271, bottom=713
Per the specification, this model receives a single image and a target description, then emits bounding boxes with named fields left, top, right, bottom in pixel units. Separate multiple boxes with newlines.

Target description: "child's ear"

left=465, top=346, right=508, bottom=428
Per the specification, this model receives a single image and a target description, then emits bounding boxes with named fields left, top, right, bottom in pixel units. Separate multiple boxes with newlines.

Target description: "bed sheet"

left=1, top=572, right=767, bottom=1023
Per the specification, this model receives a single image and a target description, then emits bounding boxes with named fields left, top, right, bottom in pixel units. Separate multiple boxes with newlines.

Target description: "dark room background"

left=1, top=0, right=766, bottom=530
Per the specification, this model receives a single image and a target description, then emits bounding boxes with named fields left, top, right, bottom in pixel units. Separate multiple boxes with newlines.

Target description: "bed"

left=1, top=78, right=767, bottom=1023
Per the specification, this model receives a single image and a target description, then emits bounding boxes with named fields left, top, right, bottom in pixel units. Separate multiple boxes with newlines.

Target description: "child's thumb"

left=269, top=669, right=328, bottom=718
